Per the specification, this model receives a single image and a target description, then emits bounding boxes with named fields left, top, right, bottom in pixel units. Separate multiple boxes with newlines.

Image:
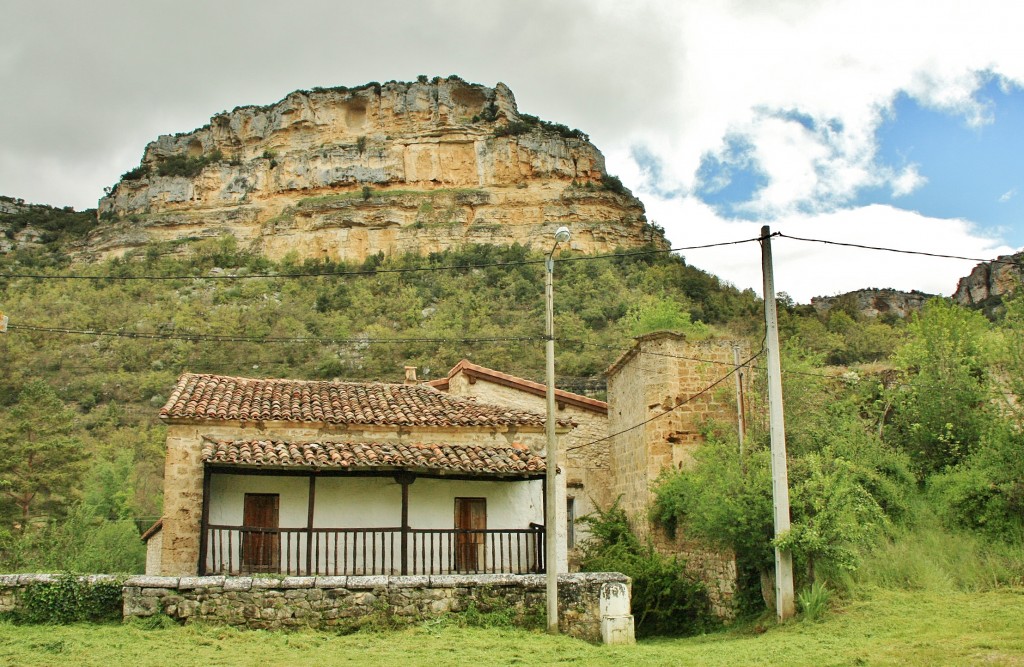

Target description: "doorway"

left=242, top=493, right=280, bottom=573
left=454, top=497, right=486, bottom=572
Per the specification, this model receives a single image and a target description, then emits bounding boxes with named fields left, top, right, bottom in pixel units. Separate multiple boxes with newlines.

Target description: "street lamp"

left=545, top=225, right=569, bottom=634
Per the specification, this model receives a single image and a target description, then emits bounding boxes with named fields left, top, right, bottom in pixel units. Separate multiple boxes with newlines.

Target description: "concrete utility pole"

left=544, top=225, right=570, bottom=634
left=760, top=225, right=796, bottom=621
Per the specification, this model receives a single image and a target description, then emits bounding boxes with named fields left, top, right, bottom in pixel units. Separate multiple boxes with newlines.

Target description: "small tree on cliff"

left=0, top=380, right=84, bottom=528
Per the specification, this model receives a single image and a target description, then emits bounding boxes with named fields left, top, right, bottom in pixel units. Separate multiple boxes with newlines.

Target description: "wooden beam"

left=198, top=466, right=212, bottom=576
left=305, top=473, right=316, bottom=576
left=394, top=472, right=415, bottom=576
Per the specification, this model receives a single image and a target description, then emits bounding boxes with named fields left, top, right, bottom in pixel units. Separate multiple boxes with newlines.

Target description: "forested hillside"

left=1, top=204, right=1021, bottom=621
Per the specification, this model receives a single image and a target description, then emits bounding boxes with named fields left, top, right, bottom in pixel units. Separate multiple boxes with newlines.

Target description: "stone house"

left=146, top=373, right=571, bottom=578
left=427, top=360, right=610, bottom=564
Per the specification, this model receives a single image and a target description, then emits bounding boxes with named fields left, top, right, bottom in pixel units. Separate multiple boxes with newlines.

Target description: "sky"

left=3, top=0, right=1024, bottom=302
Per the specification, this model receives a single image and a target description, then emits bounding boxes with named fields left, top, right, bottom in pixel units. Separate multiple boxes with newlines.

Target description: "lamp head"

left=554, top=226, right=571, bottom=244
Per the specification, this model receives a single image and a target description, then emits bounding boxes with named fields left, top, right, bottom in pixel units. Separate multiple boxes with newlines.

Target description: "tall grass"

left=846, top=499, right=1024, bottom=593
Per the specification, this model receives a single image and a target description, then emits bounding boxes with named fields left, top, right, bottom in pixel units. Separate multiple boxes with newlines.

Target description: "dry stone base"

left=120, top=572, right=628, bottom=643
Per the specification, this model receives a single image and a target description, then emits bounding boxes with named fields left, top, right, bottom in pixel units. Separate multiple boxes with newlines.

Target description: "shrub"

left=121, top=165, right=150, bottom=181
left=797, top=581, right=830, bottom=621
left=156, top=150, right=224, bottom=178
left=13, top=573, right=122, bottom=624
left=579, top=501, right=717, bottom=637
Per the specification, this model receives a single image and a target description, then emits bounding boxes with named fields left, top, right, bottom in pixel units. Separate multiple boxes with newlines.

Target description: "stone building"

left=427, top=360, right=610, bottom=564
left=147, top=373, right=571, bottom=578
left=606, top=332, right=751, bottom=614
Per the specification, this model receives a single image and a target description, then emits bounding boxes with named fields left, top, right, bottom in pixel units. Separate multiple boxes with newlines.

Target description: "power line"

left=565, top=346, right=765, bottom=452
left=777, top=233, right=1024, bottom=266
left=0, top=237, right=764, bottom=282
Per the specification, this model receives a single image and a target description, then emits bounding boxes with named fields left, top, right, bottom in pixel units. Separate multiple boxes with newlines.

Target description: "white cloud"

left=999, top=188, right=1017, bottom=203
left=890, top=165, right=927, bottom=198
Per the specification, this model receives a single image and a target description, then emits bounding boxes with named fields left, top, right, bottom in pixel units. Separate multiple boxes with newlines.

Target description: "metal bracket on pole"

left=760, top=225, right=796, bottom=621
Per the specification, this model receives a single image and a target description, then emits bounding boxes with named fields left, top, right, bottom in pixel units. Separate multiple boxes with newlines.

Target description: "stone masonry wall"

left=160, top=421, right=548, bottom=576
left=0, top=573, right=630, bottom=643
left=606, top=332, right=750, bottom=615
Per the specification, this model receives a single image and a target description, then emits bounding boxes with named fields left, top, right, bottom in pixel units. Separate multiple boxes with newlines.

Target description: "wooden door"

left=242, top=493, right=279, bottom=573
left=455, top=498, right=486, bottom=572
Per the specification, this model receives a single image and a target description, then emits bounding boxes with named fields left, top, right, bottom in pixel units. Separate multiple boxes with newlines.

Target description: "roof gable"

left=428, top=359, right=608, bottom=415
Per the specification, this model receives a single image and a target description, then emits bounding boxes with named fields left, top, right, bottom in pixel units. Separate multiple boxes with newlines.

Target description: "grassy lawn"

left=1, top=588, right=1023, bottom=666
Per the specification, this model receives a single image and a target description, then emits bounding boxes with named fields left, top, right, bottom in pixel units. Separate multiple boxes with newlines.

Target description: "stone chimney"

left=404, top=366, right=418, bottom=385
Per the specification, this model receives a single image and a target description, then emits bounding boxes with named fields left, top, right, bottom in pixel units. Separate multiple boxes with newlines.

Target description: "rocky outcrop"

left=952, top=252, right=1024, bottom=309
left=810, top=288, right=935, bottom=319
left=91, top=77, right=664, bottom=262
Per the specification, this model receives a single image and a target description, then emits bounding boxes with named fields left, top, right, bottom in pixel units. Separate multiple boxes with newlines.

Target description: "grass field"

left=1, top=588, right=1023, bottom=666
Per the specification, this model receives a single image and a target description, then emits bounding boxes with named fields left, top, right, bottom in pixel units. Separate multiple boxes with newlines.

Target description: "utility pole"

left=544, top=226, right=570, bottom=635
left=760, top=225, right=796, bottom=621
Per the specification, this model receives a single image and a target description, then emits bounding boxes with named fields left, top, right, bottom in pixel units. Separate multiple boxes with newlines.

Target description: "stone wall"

left=606, top=332, right=750, bottom=615
left=0, top=572, right=632, bottom=643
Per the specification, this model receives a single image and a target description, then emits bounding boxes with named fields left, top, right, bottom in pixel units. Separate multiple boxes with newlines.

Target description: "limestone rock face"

left=952, top=253, right=1024, bottom=308
left=92, top=77, right=664, bottom=261
left=810, top=288, right=935, bottom=319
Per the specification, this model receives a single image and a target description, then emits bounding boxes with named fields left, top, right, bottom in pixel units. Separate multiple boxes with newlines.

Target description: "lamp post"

left=545, top=225, right=570, bottom=635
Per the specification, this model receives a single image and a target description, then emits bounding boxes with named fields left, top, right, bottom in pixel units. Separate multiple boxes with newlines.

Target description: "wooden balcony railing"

left=203, top=525, right=545, bottom=577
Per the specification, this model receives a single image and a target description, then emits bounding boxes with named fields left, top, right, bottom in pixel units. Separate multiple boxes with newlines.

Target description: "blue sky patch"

left=862, top=77, right=1024, bottom=247
left=693, top=134, right=768, bottom=219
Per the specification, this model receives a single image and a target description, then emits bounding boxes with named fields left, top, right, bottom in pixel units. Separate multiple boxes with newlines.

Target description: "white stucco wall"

left=204, top=473, right=559, bottom=575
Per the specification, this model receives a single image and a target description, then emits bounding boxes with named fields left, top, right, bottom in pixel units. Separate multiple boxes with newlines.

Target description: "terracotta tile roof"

left=140, top=518, right=162, bottom=542
left=427, top=359, right=608, bottom=415
left=202, top=439, right=546, bottom=477
left=161, top=373, right=556, bottom=427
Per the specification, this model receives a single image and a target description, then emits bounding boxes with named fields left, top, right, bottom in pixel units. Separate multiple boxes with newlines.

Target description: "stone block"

left=278, top=577, right=314, bottom=589
left=389, top=575, right=430, bottom=589
left=125, top=575, right=180, bottom=588
left=601, top=615, right=636, bottom=645
left=314, top=576, right=348, bottom=589
left=599, top=582, right=631, bottom=617
left=179, top=576, right=225, bottom=590
left=346, top=575, right=388, bottom=590
left=224, top=577, right=253, bottom=592
left=123, top=594, right=160, bottom=617
left=251, top=577, right=287, bottom=589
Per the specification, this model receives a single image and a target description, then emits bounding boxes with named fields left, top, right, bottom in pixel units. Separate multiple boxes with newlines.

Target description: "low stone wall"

left=1, top=573, right=633, bottom=644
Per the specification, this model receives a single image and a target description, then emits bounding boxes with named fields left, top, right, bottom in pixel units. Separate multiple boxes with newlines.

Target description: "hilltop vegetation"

left=0, top=225, right=1021, bottom=625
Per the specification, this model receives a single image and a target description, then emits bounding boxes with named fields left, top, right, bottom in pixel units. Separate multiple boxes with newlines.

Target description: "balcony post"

left=305, top=473, right=316, bottom=576
left=395, top=473, right=415, bottom=575
left=198, top=466, right=211, bottom=575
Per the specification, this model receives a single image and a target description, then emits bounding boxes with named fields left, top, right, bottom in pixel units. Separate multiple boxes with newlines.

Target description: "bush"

left=578, top=501, right=718, bottom=637
left=156, top=150, right=224, bottom=178
left=13, top=573, right=123, bottom=624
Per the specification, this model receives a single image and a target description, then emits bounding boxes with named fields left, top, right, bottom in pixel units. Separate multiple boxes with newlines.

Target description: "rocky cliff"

left=952, top=252, right=1024, bottom=310
left=91, top=77, right=664, bottom=262
left=810, top=288, right=935, bottom=319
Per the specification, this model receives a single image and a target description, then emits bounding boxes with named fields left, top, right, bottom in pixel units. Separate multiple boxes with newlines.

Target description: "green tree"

left=0, top=381, right=85, bottom=527
left=886, top=299, right=992, bottom=477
